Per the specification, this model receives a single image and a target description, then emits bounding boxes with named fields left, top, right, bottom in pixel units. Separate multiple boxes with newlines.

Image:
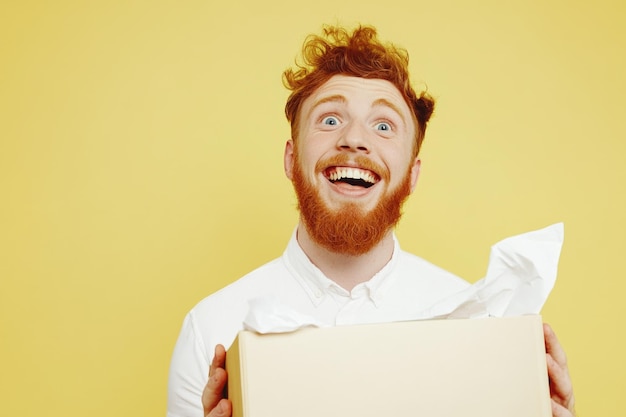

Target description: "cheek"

left=297, top=142, right=326, bottom=169
left=387, top=152, right=414, bottom=181
left=293, top=145, right=318, bottom=177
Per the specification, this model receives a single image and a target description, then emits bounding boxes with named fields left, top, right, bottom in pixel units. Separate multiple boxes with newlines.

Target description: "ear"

left=409, top=157, right=421, bottom=193
left=284, top=139, right=295, bottom=180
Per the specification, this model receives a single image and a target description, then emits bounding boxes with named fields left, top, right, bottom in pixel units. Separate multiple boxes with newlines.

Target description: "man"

left=167, top=25, right=575, bottom=417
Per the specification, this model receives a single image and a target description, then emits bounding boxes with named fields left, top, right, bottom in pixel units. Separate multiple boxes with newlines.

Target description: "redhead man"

left=167, top=25, right=575, bottom=417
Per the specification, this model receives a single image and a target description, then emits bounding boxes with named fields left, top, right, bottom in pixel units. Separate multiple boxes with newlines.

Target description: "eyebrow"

left=305, top=95, right=408, bottom=126
left=305, top=94, right=346, bottom=120
left=372, top=98, right=407, bottom=125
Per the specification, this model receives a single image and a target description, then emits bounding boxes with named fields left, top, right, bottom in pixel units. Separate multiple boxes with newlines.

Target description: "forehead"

left=302, top=75, right=413, bottom=117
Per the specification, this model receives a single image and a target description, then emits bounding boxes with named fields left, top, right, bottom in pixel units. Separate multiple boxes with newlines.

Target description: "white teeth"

left=330, top=167, right=376, bottom=184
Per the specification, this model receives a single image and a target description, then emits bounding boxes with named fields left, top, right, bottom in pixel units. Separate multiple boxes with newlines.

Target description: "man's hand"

left=202, top=344, right=232, bottom=417
left=544, top=323, right=575, bottom=417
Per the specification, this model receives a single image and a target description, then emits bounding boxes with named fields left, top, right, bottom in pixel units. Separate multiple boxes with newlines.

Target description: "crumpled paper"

left=243, top=223, right=564, bottom=334
left=243, top=296, right=324, bottom=333
left=421, top=222, right=564, bottom=319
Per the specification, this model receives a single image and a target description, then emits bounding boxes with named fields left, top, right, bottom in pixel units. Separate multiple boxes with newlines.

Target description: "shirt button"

left=314, top=289, right=322, bottom=298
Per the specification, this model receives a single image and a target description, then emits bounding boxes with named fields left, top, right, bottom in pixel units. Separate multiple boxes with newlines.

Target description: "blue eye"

left=376, top=122, right=391, bottom=131
left=322, top=116, right=339, bottom=126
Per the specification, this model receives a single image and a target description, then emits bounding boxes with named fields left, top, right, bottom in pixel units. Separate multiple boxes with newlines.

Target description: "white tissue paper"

left=243, top=223, right=564, bottom=334
left=423, top=222, right=564, bottom=319
left=243, top=296, right=324, bottom=333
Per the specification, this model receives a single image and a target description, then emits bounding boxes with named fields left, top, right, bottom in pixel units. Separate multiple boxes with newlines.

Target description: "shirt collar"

left=282, top=228, right=400, bottom=306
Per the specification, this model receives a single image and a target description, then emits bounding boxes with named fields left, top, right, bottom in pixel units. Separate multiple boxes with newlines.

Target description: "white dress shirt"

left=167, top=231, right=470, bottom=417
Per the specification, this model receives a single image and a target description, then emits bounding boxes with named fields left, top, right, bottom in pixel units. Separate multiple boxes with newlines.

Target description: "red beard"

left=291, top=152, right=413, bottom=256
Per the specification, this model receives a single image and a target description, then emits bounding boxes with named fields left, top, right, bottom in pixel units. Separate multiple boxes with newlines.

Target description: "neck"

left=295, top=221, right=395, bottom=292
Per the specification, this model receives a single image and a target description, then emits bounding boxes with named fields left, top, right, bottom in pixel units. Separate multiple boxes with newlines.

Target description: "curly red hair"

left=283, top=25, right=435, bottom=156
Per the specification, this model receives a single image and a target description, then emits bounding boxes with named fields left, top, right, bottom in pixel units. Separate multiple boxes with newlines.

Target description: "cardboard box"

left=227, top=315, right=551, bottom=417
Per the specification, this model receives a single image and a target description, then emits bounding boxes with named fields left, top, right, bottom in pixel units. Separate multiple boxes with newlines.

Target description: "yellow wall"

left=1, top=1, right=623, bottom=415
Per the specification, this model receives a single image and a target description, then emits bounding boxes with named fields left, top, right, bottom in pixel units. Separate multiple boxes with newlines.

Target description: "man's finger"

left=544, top=324, right=575, bottom=415
left=202, top=367, right=228, bottom=415
left=209, top=344, right=227, bottom=377
left=206, top=398, right=232, bottom=417
left=551, top=399, right=574, bottom=417
left=546, top=353, right=572, bottom=399
left=544, top=323, right=568, bottom=368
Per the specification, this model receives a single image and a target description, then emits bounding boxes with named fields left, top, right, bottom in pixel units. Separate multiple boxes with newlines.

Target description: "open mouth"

left=324, top=167, right=379, bottom=189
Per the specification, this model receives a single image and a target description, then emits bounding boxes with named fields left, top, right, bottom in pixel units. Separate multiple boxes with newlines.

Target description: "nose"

left=336, top=121, right=370, bottom=153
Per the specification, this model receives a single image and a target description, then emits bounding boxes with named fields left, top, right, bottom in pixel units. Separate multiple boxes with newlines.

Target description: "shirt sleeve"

left=167, top=311, right=210, bottom=417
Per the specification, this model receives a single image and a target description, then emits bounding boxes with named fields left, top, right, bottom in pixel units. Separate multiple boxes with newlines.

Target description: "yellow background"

left=1, top=1, right=623, bottom=415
